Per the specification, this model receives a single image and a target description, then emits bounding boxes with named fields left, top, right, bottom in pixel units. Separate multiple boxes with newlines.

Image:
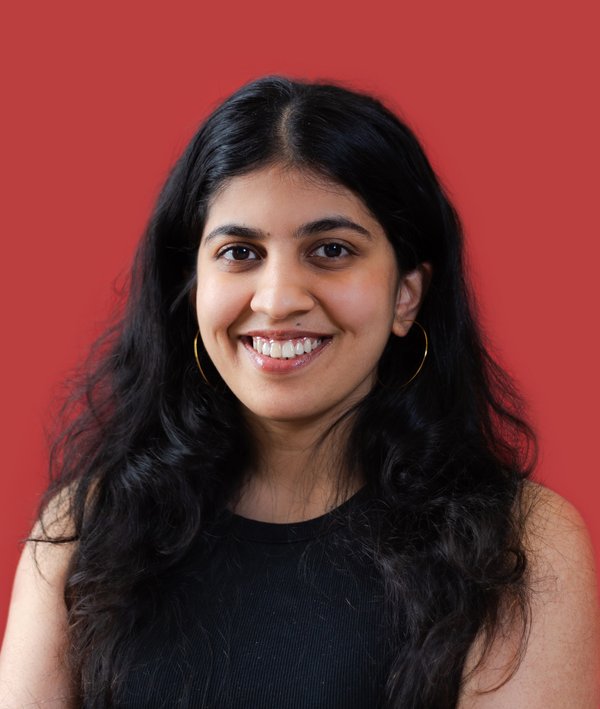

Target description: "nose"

left=250, top=260, right=315, bottom=320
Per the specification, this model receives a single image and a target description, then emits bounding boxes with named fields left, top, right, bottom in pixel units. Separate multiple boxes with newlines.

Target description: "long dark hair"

left=39, top=76, right=536, bottom=707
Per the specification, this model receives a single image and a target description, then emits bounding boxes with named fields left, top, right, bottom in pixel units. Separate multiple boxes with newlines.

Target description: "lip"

left=240, top=335, right=331, bottom=373
left=243, top=329, right=330, bottom=339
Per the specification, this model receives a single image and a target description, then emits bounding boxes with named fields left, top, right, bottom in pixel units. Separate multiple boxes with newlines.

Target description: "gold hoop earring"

left=399, top=320, right=429, bottom=388
left=193, top=331, right=211, bottom=386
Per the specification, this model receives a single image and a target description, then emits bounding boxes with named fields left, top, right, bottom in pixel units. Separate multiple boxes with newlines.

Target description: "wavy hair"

left=38, top=76, right=536, bottom=707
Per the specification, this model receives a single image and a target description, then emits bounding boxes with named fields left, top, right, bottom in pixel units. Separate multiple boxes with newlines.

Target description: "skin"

left=0, top=504, right=77, bottom=707
left=1, top=164, right=598, bottom=706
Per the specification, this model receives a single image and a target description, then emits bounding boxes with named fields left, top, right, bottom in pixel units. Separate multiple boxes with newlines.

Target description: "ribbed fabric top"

left=115, top=485, right=392, bottom=708
left=223, top=484, right=372, bottom=543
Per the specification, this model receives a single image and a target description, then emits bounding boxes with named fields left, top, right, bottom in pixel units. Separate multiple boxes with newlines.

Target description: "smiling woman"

left=0, top=76, right=598, bottom=708
left=196, top=165, right=420, bottom=428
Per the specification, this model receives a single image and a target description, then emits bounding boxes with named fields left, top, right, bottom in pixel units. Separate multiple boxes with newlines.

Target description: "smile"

left=240, top=334, right=331, bottom=373
left=251, top=336, right=323, bottom=359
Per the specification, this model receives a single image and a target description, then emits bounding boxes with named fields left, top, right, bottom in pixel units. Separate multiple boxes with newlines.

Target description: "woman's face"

left=196, top=164, right=424, bottom=428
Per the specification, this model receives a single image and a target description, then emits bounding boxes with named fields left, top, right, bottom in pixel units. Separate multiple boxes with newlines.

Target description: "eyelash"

left=218, top=245, right=259, bottom=261
left=216, top=241, right=354, bottom=262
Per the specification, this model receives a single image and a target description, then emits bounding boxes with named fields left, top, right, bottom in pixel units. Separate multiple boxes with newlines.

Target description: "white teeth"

left=281, top=341, right=295, bottom=358
left=250, top=336, right=323, bottom=359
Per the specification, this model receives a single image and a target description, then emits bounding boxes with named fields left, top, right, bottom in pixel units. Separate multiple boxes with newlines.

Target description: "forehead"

left=203, top=164, right=381, bottom=233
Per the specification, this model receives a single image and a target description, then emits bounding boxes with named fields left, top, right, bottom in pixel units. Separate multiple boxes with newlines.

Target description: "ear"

left=391, top=262, right=432, bottom=337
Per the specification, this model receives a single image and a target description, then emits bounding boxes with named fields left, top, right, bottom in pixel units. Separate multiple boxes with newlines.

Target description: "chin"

left=247, top=406, right=323, bottom=425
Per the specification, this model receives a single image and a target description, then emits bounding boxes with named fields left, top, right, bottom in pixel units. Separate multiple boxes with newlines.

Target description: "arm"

left=0, top=519, right=76, bottom=707
left=458, top=484, right=600, bottom=708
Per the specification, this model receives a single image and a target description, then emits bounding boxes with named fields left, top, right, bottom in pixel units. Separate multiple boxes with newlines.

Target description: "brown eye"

left=220, top=245, right=258, bottom=261
left=312, top=242, right=351, bottom=258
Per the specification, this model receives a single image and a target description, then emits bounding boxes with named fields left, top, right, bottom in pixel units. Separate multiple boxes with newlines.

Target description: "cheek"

left=195, top=275, right=247, bottom=339
left=326, top=268, right=398, bottom=331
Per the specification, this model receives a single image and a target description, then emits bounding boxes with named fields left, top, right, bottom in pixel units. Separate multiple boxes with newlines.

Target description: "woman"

left=0, top=76, right=598, bottom=708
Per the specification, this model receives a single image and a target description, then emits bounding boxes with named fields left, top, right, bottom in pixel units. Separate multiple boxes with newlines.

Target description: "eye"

left=310, top=242, right=352, bottom=259
left=218, top=245, right=259, bottom=261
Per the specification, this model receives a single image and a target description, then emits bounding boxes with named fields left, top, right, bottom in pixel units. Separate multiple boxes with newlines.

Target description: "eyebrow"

left=203, top=216, right=372, bottom=243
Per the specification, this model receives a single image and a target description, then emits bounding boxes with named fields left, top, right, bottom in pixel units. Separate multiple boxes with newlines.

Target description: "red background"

left=1, top=0, right=599, bottom=637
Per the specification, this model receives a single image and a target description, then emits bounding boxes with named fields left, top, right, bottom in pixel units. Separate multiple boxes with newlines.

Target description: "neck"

left=230, top=413, right=363, bottom=523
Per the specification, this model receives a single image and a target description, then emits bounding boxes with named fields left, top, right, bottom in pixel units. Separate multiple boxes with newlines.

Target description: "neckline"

left=220, top=484, right=372, bottom=544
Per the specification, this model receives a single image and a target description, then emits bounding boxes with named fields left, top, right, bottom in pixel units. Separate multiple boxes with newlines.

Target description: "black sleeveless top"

left=116, top=486, right=392, bottom=708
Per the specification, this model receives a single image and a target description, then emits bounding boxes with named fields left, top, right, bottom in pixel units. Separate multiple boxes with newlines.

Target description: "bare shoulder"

left=521, top=482, right=598, bottom=616
left=459, top=481, right=600, bottom=708
left=0, top=489, right=78, bottom=707
left=523, top=480, right=594, bottom=550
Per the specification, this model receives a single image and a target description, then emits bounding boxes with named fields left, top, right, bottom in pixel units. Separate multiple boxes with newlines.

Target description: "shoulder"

left=459, top=481, right=600, bottom=708
left=523, top=480, right=591, bottom=541
left=0, top=489, right=78, bottom=706
left=521, top=483, right=597, bottom=613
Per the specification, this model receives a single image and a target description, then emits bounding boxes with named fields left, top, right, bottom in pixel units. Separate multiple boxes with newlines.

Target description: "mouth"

left=250, top=335, right=325, bottom=359
left=240, top=334, right=331, bottom=371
